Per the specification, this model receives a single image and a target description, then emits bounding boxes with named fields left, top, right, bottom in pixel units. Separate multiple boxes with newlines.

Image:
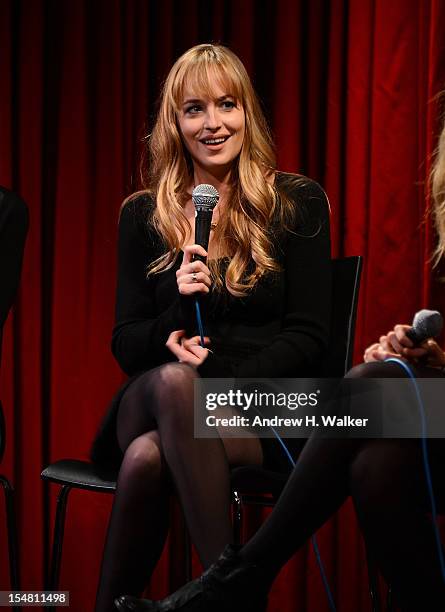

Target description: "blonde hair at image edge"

left=432, top=116, right=445, bottom=265
left=136, top=44, right=301, bottom=296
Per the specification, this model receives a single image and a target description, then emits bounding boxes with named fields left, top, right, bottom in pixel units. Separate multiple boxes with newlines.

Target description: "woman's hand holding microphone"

left=176, top=244, right=211, bottom=296
left=166, top=244, right=212, bottom=368
left=364, top=323, right=445, bottom=369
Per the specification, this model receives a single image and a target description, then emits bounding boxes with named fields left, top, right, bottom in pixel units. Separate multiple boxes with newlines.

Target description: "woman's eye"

left=221, top=100, right=236, bottom=110
left=185, top=105, right=202, bottom=114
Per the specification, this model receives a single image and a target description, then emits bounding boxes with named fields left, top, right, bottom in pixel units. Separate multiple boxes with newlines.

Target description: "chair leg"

left=0, top=475, right=20, bottom=592
left=386, top=585, right=394, bottom=611
left=47, top=485, right=72, bottom=592
left=184, top=524, right=192, bottom=582
left=366, top=547, right=382, bottom=612
left=232, top=490, right=244, bottom=545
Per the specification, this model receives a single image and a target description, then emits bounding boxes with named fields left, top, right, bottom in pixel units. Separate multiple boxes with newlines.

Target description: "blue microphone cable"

left=263, top=419, right=337, bottom=612
left=384, top=357, right=445, bottom=583
left=195, top=299, right=206, bottom=347
left=268, top=355, right=445, bottom=610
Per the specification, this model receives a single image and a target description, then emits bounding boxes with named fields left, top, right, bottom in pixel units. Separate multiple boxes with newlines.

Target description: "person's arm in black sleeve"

left=111, top=196, right=192, bottom=376
left=0, top=188, right=29, bottom=330
left=197, top=180, right=332, bottom=378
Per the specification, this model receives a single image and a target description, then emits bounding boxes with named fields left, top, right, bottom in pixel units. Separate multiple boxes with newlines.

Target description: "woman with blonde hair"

left=92, top=43, right=331, bottom=612
left=116, top=102, right=445, bottom=612
left=364, top=112, right=445, bottom=366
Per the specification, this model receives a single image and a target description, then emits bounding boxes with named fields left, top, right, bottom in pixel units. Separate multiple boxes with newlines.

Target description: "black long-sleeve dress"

left=91, top=173, right=332, bottom=472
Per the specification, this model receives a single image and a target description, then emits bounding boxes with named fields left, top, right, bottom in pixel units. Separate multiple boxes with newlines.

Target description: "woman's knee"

left=154, top=363, right=199, bottom=427
left=345, top=361, right=403, bottom=380
left=222, top=435, right=263, bottom=468
left=138, top=362, right=198, bottom=405
left=129, top=362, right=197, bottom=397
left=120, top=432, right=165, bottom=484
left=156, top=362, right=198, bottom=392
left=118, top=363, right=200, bottom=448
left=121, top=362, right=198, bottom=424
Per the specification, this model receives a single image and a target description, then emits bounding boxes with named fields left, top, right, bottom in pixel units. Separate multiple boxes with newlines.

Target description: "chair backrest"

left=320, top=256, right=363, bottom=377
left=231, top=257, right=363, bottom=494
left=0, top=187, right=29, bottom=464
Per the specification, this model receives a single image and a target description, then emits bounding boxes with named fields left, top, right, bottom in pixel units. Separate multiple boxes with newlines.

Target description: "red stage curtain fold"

left=1, top=1, right=445, bottom=610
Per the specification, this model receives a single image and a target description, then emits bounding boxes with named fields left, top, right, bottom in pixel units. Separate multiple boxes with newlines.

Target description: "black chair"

left=0, top=401, right=20, bottom=591
left=228, top=256, right=384, bottom=609
left=0, top=187, right=29, bottom=593
left=41, top=461, right=192, bottom=591
left=41, top=460, right=117, bottom=589
left=41, top=256, right=364, bottom=600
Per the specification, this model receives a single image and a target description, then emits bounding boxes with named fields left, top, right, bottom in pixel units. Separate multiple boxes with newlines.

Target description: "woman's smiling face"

left=177, top=80, right=245, bottom=174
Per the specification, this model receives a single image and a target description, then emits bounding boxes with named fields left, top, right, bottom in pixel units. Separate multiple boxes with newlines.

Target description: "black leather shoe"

left=115, top=596, right=156, bottom=611
left=114, top=545, right=269, bottom=612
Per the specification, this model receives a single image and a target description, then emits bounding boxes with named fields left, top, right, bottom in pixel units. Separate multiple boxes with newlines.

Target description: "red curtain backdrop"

left=1, top=1, right=445, bottom=610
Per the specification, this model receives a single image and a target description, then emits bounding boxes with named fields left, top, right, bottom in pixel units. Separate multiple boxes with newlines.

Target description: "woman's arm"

left=111, top=196, right=192, bottom=376
left=197, top=180, right=332, bottom=378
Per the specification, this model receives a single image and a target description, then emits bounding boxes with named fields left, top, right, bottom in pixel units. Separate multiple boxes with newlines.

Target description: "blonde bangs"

left=169, top=49, right=246, bottom=112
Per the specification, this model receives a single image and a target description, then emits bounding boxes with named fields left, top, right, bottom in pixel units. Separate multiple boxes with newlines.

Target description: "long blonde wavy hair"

left=431, top=113, right=445, bottom=265
left=137, top=43, right=298, bottom=296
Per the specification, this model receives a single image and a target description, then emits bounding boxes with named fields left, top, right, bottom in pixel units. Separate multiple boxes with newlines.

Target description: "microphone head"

left=409, top=309, right=443, bottom=344
left=192, top=184, right=219, bottom=211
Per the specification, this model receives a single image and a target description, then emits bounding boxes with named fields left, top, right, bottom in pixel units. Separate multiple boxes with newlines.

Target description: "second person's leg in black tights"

left=351, top=438, right=445, bottom=611
left=238, top=440, right=445, bottom=611
left=239, top=361, right=445, bottom=610
left=349, top=361, right=445, bottom=611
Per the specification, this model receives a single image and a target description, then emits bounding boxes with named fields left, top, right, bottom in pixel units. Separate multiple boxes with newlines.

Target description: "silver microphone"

left=406, top=309, right=443, bottom=345
left=192, top=184, right=219, bottom=261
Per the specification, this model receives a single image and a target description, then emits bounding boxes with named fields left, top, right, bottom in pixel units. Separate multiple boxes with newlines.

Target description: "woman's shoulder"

left=118, top=191, right=159, bottom=245
left=120, top=190, right=157, bottom=227
left=275, top=172, right=330, bottom=228
left=120, top=190, right=155, bottom=218
left=275, top=172, right=328, bottom=205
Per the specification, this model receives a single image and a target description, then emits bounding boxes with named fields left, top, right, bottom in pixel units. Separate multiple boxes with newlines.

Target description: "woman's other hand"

left=176, top=245, right=211, bottom=296
left=166, top=330, right=211, bottom=368
left=364, top=323, right=445, bottom=368
left=417, top=339, right=445, bottom=369
left=364, top=324, right=425, bottom=362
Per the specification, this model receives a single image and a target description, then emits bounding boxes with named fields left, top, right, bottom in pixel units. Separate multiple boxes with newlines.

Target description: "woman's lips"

left=199, top=135, right=230, bottom=150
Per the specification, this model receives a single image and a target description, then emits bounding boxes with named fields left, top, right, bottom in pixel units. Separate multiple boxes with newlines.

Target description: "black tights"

left=240, top=361, right=445, bottom=611
left=95, top=363, right=262, bottom=612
